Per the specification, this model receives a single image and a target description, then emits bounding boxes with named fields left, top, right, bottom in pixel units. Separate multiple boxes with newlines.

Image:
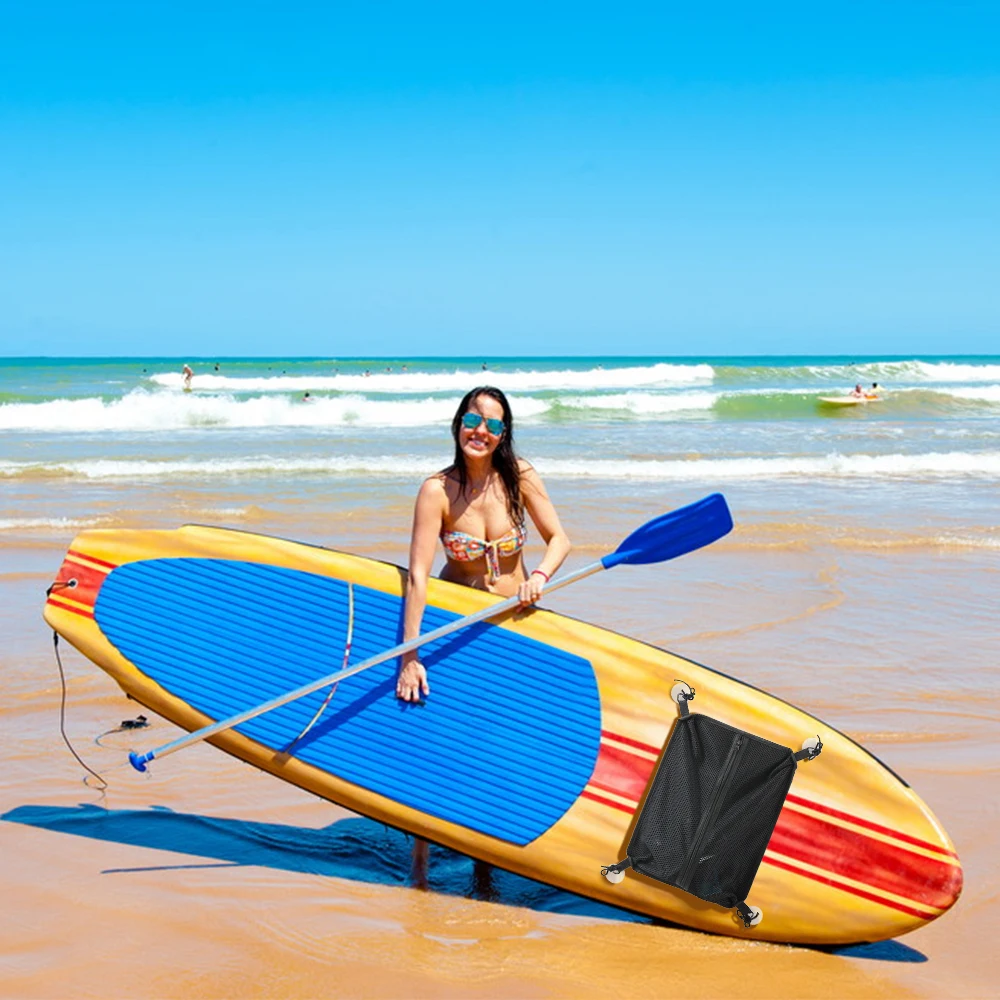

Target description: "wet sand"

left=2, top=493, right=998, bottom=998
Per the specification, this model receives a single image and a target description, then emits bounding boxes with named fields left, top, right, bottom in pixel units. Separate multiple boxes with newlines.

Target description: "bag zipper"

left=677, top=732, right=744, bottom=891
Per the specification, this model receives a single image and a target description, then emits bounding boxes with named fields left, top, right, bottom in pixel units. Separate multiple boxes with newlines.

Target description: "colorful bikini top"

left=440, top=522, right=527, bottom=582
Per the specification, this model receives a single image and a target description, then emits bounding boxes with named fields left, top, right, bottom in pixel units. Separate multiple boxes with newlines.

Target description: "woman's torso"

left=436, top=471, right=527, bottom=596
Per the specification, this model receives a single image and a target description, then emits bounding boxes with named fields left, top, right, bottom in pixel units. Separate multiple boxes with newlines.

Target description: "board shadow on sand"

left=3, top=802, right=926, bottom=962
left=3, top=802, right=648, bottom=921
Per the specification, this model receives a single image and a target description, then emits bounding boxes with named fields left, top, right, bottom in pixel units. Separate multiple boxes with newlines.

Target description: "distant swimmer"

left=303, top=392, right=311, bottom=400
left=214, top=363, right=220, bottom=372
left=182, top=364, right=194, bottom=390
left=481, top=362, right=488, bottom=371
left=869, top=382, right=882, bottom=398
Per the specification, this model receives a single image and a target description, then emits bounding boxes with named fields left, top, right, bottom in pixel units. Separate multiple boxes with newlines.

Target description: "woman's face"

left=459, top=394, right=505, bottom=464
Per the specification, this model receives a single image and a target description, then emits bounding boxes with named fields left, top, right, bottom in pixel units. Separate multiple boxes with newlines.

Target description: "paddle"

left=129, top=493, right=732, bottom=772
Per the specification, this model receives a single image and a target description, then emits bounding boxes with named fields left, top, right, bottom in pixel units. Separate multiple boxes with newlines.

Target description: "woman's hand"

left=518, top=570, right=547, bottom=607
left=396, top=657, right=430, bottom=702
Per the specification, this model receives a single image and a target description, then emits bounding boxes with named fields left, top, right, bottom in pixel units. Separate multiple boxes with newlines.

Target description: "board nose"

left=45, top=549, right=114, bottom=618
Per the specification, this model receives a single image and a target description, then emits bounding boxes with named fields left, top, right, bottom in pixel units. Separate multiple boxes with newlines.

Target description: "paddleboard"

left=43, top=525, right=961, bottom=944
left=818, top=395, right=880, bottom=406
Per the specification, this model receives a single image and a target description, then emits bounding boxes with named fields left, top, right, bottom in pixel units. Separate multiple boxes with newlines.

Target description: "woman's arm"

left=397, top=476, right=446, bottom=701
left=517, top=461, right=571, bottom=606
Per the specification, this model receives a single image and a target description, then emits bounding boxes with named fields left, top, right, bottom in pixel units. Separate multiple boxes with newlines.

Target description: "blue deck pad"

left=96, top=558, right=602, bottom=845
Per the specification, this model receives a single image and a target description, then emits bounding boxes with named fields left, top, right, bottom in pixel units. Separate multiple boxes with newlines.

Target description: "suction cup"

left=670, top=681, right=693, bottom=705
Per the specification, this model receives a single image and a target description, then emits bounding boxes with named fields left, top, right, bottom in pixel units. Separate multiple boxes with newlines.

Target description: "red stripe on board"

left=601, top=729, right=662, bottom=757
left=762, top=855, right=938, bottom=921
left=46, top=597, right=95, bottom=620
left=581, top=789, right=636, bottom=814
left=786, top=793, right=959, bottom=860
left=769, top=804, right=963, bottom=911
left=590, top=742, right=655, bottom=804
left=601, top=732, right=959, bottom=866
left=593, top=729, right=962, bottom=912
left=48, top=554, right=109, bottom=613
left=588, top=777, right=640, bottom=801
left=67, top=549, right=117, bottom=570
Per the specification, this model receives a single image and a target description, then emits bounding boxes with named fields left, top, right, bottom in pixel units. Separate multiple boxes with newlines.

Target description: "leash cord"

left=52, top=631, right=108, bottom=793
left=286, top=582, right=355, bottom=749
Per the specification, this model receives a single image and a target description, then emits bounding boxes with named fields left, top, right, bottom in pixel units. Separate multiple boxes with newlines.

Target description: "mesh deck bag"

left=602, top=687, right=822, bottom=927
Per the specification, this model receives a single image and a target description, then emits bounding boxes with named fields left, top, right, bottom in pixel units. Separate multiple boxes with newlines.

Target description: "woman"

left=396, top=385, right=571, bottom=703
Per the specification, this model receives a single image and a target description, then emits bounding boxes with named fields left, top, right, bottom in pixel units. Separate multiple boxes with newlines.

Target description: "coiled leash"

left=47, top=579, right=148, bottom=791
left=50, top=630, right=109, bottom=792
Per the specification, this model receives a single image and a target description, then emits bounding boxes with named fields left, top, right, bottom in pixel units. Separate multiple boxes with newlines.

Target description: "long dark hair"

left=447, top=386, right=523, bottom=525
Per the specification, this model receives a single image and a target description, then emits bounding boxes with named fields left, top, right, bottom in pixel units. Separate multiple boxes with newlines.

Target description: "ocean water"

left=2, top=354, right=999, bottom=536
left=2, top=354, right=999, bottom=998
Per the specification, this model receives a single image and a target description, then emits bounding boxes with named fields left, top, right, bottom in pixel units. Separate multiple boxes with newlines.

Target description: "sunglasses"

left=461, top=412, right=505, bottom=436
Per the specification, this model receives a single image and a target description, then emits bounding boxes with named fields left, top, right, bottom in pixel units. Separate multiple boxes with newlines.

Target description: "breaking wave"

left=3, top=450, right=997, bottom=482
left=4, top=384, right=999, bottom=433
left=149, top=361, right=715, bottom=394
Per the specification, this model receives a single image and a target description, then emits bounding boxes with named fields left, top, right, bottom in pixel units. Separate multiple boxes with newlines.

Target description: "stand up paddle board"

left=818, top=395, right=880, bottom=406
left=43, top=525, right=961, bottom=944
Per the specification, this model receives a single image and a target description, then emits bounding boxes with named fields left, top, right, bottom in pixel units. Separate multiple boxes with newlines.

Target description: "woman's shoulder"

left=414, top=474, right=451, bottom=522
left=421, top=471, right=452, bottom=493
left=517, top=457, right=541, bottom=486
left=425, top=468, right=469, bottom=503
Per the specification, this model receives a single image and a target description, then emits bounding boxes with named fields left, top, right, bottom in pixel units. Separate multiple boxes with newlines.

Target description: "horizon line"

left=2, top=353, right=998, bottom=363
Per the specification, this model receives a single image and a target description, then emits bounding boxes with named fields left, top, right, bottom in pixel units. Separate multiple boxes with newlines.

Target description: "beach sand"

left=2, top=491, right=998, bottom=999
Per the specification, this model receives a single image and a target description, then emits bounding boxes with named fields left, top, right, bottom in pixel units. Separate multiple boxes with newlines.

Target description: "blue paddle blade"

left=601, top=493, right=733, bottom=569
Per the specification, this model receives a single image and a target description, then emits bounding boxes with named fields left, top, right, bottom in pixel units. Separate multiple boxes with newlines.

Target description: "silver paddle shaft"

left=133, top=560, right=606, bottom=767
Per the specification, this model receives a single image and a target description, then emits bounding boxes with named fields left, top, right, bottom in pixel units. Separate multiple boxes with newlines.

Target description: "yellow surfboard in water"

left=818, top=395, right=881, bottom=406
left=43, top=524, right=961, bottom=945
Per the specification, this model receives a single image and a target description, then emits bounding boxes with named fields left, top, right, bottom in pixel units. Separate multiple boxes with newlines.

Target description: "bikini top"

left=440, top=522, right=527, bottom=582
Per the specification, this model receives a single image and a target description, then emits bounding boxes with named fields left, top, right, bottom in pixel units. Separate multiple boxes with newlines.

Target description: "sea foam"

left=0, top=391, right=542, bottom=433
left=149, top=361, right=715, bottom=394
left=3, top=450, right=997, bottom=482
left=554, top=391, right=718, bottom=414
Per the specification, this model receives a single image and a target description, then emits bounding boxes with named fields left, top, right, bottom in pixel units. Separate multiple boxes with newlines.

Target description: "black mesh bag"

left=602, top=685, right=821, bottom=927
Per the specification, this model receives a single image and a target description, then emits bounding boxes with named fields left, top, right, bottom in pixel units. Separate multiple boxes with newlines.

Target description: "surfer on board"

left=397, top=385, right=572, bottom=705
left=182, top=364, right=194, bottom=390
left=850, top=383, right=865, bottom=399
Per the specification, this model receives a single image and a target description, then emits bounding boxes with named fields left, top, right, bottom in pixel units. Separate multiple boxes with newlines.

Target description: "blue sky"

left=1, top=2, right=998, bottom=357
